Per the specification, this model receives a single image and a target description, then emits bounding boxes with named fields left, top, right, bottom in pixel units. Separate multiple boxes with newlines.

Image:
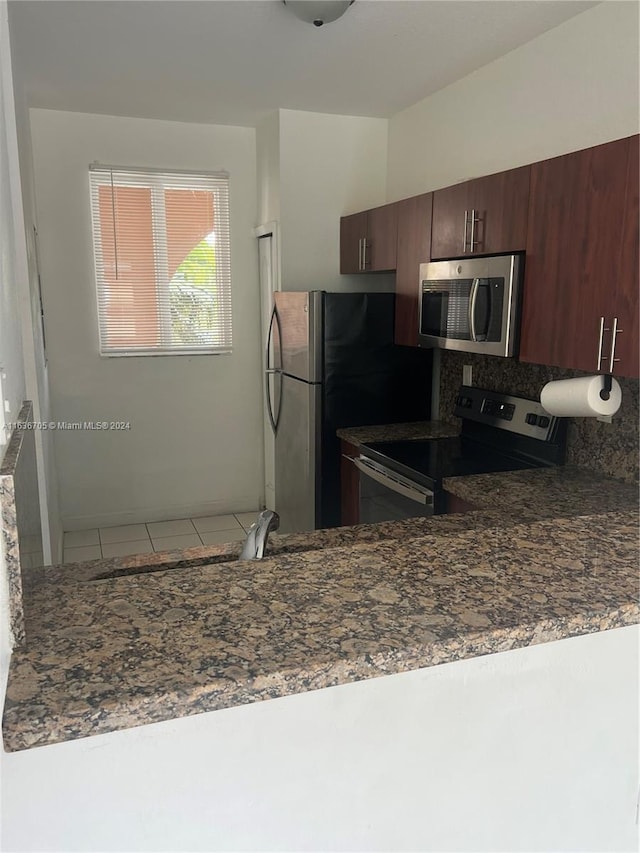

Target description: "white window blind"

left=89, top=165, right=232, bottom=356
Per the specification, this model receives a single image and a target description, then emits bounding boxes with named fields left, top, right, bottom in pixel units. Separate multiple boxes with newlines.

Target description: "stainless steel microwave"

left=418, top=254, right=522, bottom=357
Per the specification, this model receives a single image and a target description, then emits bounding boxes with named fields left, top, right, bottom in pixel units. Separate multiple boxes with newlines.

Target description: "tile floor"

left=63, top=511, right=261, bottom=564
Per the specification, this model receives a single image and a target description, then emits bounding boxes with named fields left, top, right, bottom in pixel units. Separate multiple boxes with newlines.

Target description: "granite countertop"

left=337, top=419, right=459, bottom=447
left=442, top=465, right=640, bottom=518
left=3, top=466, right=638, bottom=752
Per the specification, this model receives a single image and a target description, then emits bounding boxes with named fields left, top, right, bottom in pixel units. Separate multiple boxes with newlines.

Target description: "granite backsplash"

left=439, top=351, right=639, bottom=484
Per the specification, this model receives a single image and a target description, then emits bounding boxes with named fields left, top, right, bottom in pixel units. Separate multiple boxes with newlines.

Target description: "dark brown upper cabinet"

left=612, top=135, right=639, bottom=379
left=340, top=202, right=398, bottom=274
left=394, top=193, right=432, bottom=347
left=339, top=211, right=367, bottom=274
left=431, top=166, right=530, bottom=260
left=520, top=135, right=639, bottom=379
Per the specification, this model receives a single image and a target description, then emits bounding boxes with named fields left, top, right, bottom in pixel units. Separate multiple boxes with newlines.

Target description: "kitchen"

left=0, top=2, right=639, bottom=851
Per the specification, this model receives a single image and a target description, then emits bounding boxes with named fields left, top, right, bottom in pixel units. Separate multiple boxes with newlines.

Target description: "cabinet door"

left=366, top=202, right=398, bottom=271
left=340, top=211, right=367, bottom=274
left=467, top=166, right=530, bottom=255
left=431, top=167, right=530, bottom=259
left=395, top=193, right=432, bottom=346
left=431, top=181, right=469, bottom=260
left=611, top=135, right=639, bottom=378
left=340, top=440, right=359, bottom=526
left=520, top=137, right=633, bottom=373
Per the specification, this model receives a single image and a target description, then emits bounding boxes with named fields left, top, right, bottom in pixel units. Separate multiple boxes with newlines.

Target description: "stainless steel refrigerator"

left=266, top=291, right=433, bottom=533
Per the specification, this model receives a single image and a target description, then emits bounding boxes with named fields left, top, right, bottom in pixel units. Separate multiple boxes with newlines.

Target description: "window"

left=89, top=165, right=232, bottom=356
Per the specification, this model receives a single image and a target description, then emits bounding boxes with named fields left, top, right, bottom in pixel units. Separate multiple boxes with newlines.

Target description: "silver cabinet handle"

left=596, top=316, right=608, bottom=370
left=358, top=237, right=368, bottom=271
left=609, top=316, right=622, bottom=373
left=462, top=210, right=469, bottom=253
left=469, top=209, right=480, bottom=252
left=468, top=278, right=479, bottom=341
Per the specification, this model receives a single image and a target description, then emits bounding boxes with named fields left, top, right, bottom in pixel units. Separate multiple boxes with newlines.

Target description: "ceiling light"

left=283, top=1, right=355, bottom=28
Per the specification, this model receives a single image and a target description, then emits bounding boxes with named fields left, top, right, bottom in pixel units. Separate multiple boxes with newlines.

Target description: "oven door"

left=354, top=456, right=434, bottom=524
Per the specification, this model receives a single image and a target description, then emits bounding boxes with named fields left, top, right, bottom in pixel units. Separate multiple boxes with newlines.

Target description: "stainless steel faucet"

left=239, top=510, right=280, bottom=560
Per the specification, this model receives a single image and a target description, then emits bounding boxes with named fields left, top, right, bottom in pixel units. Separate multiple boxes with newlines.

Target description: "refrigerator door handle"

left=266, top=305, right=278, bottom=369
left=267, top=373, right=283, bottom=434
left=265, top=306, right=278, bottom=434
left=273, top=307, right=283, bottom=429
left=266, top=371, right=278, bottom=435
left=265, top=305, right=284, bottom=434
left=275, top=305, right=284, bottom=368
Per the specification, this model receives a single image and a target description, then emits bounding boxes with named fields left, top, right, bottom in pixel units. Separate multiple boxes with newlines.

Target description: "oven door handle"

left=353, top=457, right=433, bottom=506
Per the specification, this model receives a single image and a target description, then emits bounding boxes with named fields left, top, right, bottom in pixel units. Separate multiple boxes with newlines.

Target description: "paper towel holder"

left=600, top=373, right=613, bottom=402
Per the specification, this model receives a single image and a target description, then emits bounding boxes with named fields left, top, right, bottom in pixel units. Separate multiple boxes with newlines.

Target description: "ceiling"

left=8, top=0, right=597, bottom=128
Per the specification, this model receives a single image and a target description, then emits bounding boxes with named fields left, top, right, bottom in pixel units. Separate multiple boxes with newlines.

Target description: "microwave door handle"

left=468, top=278, right=479, bottom=342
left=353, top=457, right=433, bottom=506
left=468, top=278, right=491, bottom=343
left=476, top=281, right=491, bottom=341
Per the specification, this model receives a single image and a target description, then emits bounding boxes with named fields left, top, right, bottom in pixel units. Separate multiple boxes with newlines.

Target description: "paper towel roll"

left=540, top=375, right=622, bottom=417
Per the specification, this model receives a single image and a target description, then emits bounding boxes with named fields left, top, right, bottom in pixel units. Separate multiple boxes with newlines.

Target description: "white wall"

left=277, top=109, right=393, bottom=292
left=29, top=109, right=263, bottom=530
left=0, top=0, right=26, bottom=659
left=0, top=2, right=25, bottom=436
left=256, top=110, right=281, bottom=227
left=2, top=625, right=637, bottom=852
left=387, top=1, right=640, bottom=199
left=6, top=13, right=60, bottom=562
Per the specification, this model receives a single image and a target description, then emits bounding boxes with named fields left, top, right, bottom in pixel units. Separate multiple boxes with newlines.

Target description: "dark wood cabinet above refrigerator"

left=339, top=202, right=398, bottom=273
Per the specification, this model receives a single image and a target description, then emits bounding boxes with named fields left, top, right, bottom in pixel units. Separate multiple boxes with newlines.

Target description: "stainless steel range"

left=355, top=386, right=567, bottom=523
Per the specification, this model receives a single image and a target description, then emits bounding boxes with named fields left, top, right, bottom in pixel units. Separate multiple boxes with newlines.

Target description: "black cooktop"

left=360, top=435, right=541, bottom=492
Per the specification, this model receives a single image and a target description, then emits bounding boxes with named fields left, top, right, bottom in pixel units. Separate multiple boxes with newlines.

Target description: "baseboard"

left=63, top=494, right=265, bottom=531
